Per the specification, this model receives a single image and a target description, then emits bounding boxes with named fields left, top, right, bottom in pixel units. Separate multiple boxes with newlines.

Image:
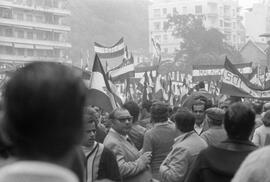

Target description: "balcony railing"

left=0, top=36, right=71, bottom=48
left=0, top=1, right=71, bottom=16
left=0, top=18, right=70, bottom=32
left=0, top=54, right=67, bottom=62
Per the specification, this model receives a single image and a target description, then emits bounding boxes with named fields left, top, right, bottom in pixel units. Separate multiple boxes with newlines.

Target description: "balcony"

left=0, top=18, right=70, bottom=32
left=0, top=54, right=67, bottom=63
left=0, top=1, right=71, bottom=16
left=0, top=36, right=71, bottom=48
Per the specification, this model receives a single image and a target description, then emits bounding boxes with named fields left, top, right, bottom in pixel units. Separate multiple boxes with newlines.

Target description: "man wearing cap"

left=187, top=103, right=257, bottom=182
left=200, top=107, right=227, bottom=146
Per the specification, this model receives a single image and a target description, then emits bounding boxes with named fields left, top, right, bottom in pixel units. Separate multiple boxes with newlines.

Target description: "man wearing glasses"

left=104, top=108, right=152, bottom=182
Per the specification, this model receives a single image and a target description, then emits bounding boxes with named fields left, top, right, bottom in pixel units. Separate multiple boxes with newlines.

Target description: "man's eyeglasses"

left=115, top=116, right=133, bottom=123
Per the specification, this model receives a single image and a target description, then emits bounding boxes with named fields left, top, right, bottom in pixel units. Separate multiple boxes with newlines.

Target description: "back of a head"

left=262, top=110, right=270, bottom=127
left=174, top=108, right=195, bottom=133
left=198, top=81, right=205, bottom=89
left=150, top=101, right=169, bottom=123
left=142, top=100, right=152, bottom=113
left=263, top=102, right=270, bottom=112
left=3, top=62, right=86, bottom=160
left=123, top=101, right=140, bottom=122
left=224, top=103, right=255, bottom=141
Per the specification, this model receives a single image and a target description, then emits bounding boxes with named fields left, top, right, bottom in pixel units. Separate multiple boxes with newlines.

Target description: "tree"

left=164, top=14, right=243, bottom=65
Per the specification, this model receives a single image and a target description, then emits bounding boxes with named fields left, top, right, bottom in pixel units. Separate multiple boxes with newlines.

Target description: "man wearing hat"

left=201, top=107, right=227, bottom=146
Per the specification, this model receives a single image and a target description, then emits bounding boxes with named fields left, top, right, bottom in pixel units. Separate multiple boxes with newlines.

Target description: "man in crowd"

left=104, top=108, right=152, bottom=182
left=252, top=110, right=270, bottom=147
left=200, top=107, right=227, bottom=146
left=82, top=107, right=121, bottom=181
left=138, top=100, right=153, bottom=129
left=187, top=103, right=257, bottom=182
left=192, top=100, right=208, bottom=135
left=159, top=108, right=207, bottom=182
left=123, top=101, right=146, bottom=150
left=232, top=145, right=270, bottom=182
left=142, top=101, right=178, bottom=181
left=0, top=62, right=86, bottom=182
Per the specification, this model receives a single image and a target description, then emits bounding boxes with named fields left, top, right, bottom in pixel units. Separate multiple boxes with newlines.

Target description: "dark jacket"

left=186, top=139, right=257, bottom=182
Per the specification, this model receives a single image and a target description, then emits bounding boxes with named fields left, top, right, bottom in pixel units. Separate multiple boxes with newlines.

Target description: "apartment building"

left=0, top=0, right=71, bottom=63
left=149, top=0, right=245, bottom=56
left=245, top=2, right=270, bottom=43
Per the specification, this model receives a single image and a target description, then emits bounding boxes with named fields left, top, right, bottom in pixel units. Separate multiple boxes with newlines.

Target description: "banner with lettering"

left=220, top=57, right=270, bottom=98
left=192, top=62, right=252, bottom=82
left=94, top=38, right=125, bottom=59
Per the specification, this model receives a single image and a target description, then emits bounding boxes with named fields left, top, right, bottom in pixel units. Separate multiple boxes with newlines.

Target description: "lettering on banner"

left=224, top=71, right=242, bottom=88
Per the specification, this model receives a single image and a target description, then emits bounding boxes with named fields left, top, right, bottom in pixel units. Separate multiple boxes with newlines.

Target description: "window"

left=36, top=15, right=43, bottom=23
left=27, top=31, right=33, bottom=39
left=220, top=20, right=223, bottom=27
left=26, top=14, right=33, bottom=21
left=27, top=49, right=34, bottom=56
left=37, top=50, right=43, bottom=57
left=173, top=7, right=177, bottom=15
left=154, top=22, right=161, bottom=30
left=0, top=28, right=3, bottom=36
left=36, top=31, right=43, bottom=40
left=5, top=28, right=12, bottom=37
left=233, top=22, right=236, bottom=29
left=17, top=48, right=24, bottom=56
left=153, top=9, right=161, bottom=17
left=224, top=22, right=231, bottom=27
left=5, top=47, right=12, bottom=54
left=182, top=6, right=187, bottom=14
left=195, top=5, right=202, bottom=14
left=232, top=9, right=236, bottom=17
left=163, top=8, right=167, bottom=15
left=17, top=13, right=23, bottom=20
left=233, top=35, right=236, bottom=42
left=163, top=34, right=168, bottom=41
left=0, top=8, right=11, bottom=18
left=26, top=0, right=32, bottom=6
left=17, top=30, right=24, bottom=38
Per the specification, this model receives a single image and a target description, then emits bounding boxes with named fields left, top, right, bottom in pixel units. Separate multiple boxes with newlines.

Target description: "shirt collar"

left=174, top=131, right=195, bottom=143
left=154, top=121, right=169, bottom=127
left=110, top=128, right=128, bottom=140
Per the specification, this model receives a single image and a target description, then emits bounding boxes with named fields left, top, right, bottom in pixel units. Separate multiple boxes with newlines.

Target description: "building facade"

left=149, top=0, right=245, bottom=56
left=245, top=2, right=270, bottom=43
left=0, top=0, right=71, bottom=64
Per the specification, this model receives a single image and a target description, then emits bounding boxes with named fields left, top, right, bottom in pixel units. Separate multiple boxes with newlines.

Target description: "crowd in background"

left=0, top=62, right=269, bottom=182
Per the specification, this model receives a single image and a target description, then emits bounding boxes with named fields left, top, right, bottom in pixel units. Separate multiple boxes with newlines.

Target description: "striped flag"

left=221, top=57, right=270, bottom=99
left=87, top=54, right=117, bottom=112
left=94, top=38, right=125, bottom=59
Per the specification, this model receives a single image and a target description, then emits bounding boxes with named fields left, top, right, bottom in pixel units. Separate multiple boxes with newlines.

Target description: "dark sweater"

left=187, top=139, right=257, bottom=182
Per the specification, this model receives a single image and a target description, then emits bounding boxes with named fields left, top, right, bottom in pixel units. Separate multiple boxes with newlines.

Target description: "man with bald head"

left=103, top=108, right=152, bottom=182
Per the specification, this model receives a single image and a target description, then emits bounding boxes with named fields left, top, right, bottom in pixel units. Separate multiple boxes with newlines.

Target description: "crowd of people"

left=0, top=62, right=269, bottom=182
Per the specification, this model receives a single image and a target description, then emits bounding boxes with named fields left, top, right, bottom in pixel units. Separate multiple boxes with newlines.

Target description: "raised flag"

left=220, top=57, right=270, bottom=99
left=87, top=54, right=117, bottom=112
left=94, top=38, right=125, bottom=59
left=109, top=54, right=135, bottom=81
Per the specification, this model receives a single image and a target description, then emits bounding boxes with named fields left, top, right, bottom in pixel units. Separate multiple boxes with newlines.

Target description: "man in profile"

left=0, top=62, right=87, bottom=182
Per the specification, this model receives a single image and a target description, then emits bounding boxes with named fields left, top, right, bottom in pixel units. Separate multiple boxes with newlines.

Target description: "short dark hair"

left=175, top=108, right=195, bottom=132
left=3, top=62, right=86, bottom=160
left=198, top=81, right=205, bottom=89
left=150, top=102, right=169, bottom=123
left=123, top=101, right=140, bottom=122
left=142, top=100, right=152, bottom=113
left=84, top=107, right=98, bottom=126
left=224, top=103, right=255, bottom=140
left=192, top=100, right=206, bottom=111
